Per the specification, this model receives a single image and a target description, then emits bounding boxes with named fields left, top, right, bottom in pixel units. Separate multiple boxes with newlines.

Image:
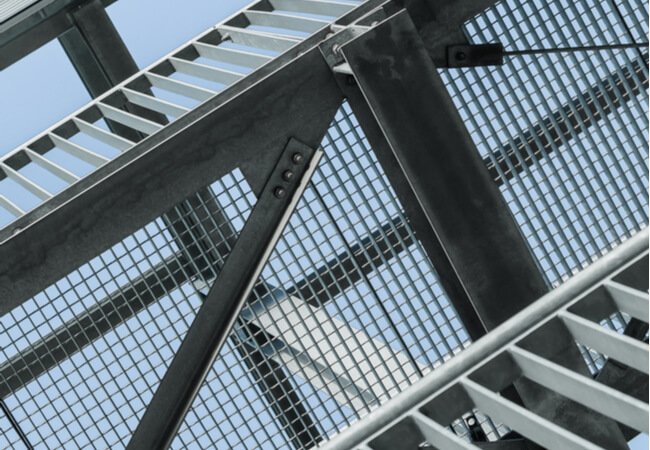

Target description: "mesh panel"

left=0, top=170, right=254, bottom=449
left=170, top=103, right=476, bottom=449
left=441, top=0, right=649, bottom=287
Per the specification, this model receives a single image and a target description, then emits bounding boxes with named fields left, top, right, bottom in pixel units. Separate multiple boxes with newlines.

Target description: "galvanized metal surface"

left=127, top=140, right=320, bottom=449
left=318, top=228, right=649, bottom=450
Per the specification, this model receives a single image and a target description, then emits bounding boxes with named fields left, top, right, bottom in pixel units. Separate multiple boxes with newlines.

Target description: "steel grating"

left=440, top=0, right=649, bottom=288
left=0, top=103, right=482, bottom=449
left=0, top=0, right=648, bottom=448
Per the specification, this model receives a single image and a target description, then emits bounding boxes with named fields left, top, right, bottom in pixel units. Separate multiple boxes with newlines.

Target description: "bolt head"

left=273, top=187, right=287, bottom=198
left=282, top=170, right=294, bottom=181
left=467, top=417, right=477, bottom=426
left=291, top=153, right=304, bottom=164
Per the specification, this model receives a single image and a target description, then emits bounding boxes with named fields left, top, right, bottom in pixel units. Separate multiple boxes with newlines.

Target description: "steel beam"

left=165, top=190, right=324, bottom=449
left=324, top=66, right=487, bottom=340
left=337, top=11, right=630, bottom=448
left=338, top=11, right=548, bottom=335
left=126, top=139, right=320, bottom=450
left=0, top=44, right=343, bottom=313
left=57, top=0, right=166, bottom=141
left=58, top=0, right=136, bottom=97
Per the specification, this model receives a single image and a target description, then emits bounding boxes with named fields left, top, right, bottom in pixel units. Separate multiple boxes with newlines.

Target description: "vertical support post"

left=58, top=0, right=165, bottom=141
left=127, top=139, right=320, bottom=450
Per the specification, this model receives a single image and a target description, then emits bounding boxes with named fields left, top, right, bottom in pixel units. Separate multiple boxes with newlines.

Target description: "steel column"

left=338, top=11, right=548, bottom=334
left=336, top=12, right=631, bottom=448
left=164, top=191, right=324, bottom=449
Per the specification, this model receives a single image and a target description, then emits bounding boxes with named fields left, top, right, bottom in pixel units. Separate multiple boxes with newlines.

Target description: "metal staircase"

left=0, top=0, right=362, bottom=229
left=318, top=228, right=649, bottom=450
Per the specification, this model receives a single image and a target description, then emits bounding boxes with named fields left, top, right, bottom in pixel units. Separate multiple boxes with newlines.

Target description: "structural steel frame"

left=0, top=0, right=647, bottom=448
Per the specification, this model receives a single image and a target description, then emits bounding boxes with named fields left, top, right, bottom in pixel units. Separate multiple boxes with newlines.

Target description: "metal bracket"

left=446, top=43, right=504, bottom=68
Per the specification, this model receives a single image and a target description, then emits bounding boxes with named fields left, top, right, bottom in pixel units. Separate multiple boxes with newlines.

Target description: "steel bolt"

left=273, top=187, right=287, bottom=198
left=467, top=417, right=476, bottom=426
left=282, top=170, right=294, bottom=181
left=291, top=153, right=304, bottom=164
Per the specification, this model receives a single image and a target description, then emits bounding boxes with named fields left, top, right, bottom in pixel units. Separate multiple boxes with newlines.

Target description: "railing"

left=318, top=228, right=649, bottom=450
left=0, top=0, right=363, bottom=230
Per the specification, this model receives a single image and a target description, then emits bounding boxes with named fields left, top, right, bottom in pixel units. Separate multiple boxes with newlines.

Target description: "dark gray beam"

left=126, top=139, right=319, bottom=450
left=58, top=0, right=138, bottom=94
left=0, top=41, right=343, bottom=313
left=165, top=189, right=324, bottom=449
left=338, top=13, right=628, bottom=448
left=324, top=66, right=487, bottom=339
left=338, top=11, right=548, bottom=336
left=487, top=53, right=649, bottom=186
left=0, top=0, right=116, bottom=69
left=58, top=0, right=166, bottom=141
